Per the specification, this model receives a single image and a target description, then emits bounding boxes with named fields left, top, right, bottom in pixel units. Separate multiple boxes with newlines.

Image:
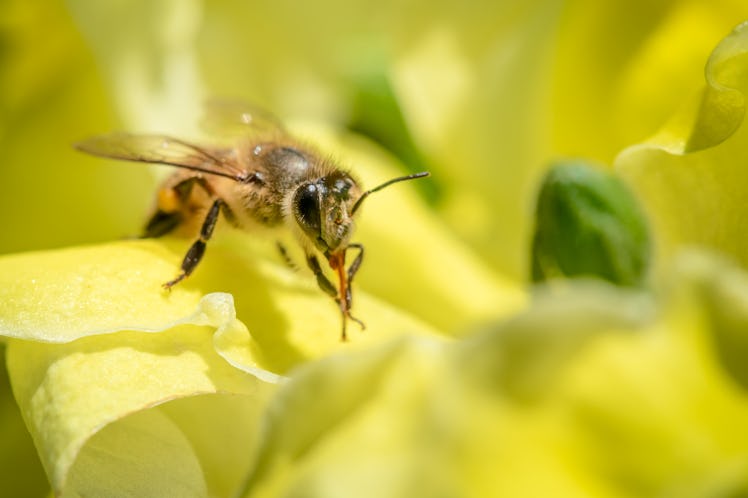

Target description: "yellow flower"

left=4, top=0, right=748, bottom=497
left=0, top=3, right=518, bottom=496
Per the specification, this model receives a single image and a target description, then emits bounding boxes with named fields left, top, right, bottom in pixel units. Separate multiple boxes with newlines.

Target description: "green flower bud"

left=531, top=162, right=651, bottom=286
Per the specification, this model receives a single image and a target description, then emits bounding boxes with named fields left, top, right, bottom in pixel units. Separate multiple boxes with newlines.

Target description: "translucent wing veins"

left=75, top=132, right=248, bottom=182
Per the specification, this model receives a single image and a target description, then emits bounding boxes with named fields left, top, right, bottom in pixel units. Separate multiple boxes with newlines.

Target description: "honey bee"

left=75, top=101, right=429, bottom=340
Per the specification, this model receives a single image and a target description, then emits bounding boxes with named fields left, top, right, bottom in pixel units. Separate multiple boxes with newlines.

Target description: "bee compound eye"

left=294, top=183, right=321, bottom=234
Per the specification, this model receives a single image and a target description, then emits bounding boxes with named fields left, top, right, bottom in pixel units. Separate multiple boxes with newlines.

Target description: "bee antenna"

left=351, top=171, right=430, bottom=215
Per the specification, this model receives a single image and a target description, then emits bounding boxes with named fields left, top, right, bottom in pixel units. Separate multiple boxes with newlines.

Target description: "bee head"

left=292, top=171, right=360, bottom=253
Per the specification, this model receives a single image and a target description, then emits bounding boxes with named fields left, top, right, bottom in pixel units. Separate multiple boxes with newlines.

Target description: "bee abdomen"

left=143, top=209, right=183, bottom=238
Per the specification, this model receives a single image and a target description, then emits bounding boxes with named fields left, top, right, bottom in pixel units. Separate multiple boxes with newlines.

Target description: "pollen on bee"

left=157, top=187, right=180, bottom=212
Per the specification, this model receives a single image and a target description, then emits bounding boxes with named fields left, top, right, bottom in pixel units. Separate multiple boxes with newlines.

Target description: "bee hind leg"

left=164, top=198, right=224, bottom=290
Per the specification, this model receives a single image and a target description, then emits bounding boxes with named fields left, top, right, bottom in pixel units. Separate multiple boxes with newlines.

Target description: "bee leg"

left=307, top=253, right=354, bottom=339
left=306, top=254, right=338, bottom=298
left=163, top=198, right=223, bottom=289
left=344, top=243, right=366, bottom=331
left=276, top=241, right=299, bottom=271
left=143, top=176, right=211, bottom=238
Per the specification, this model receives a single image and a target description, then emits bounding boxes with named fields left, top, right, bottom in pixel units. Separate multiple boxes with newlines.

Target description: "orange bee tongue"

left=327, top=250, right=345, bottom=271
left=327, top=247, right=366, bottom=341
left=328, top=250, right=348, bottom=308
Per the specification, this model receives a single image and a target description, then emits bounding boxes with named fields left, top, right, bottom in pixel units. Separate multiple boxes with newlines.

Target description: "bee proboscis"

left=75, top=102, right=429, bottom=340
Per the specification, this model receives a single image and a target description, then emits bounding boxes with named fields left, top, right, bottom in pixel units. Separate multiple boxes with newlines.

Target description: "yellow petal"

left=617, top=21, right=748, bottom=269
left=0, top=349, right=48, bottom=497
left=0, top=241, right=212, bottom=342
left=0, top=236, right=443, bottom=359
left=63, top=408, right=208, bottom=498
left=391, top=4, right=562, bottom=280
left=390, top=2, right=748, bottom=280
left=160, top=394, right=271, bottom=498
left=0, top=0, right=153, bottom=254
left=6, top=322, right=266, bottom=493
left=553, top=1, right=748, bottom=161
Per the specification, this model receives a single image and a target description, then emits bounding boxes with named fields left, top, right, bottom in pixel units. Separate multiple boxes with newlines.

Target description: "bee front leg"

left=307, top=253, right=356, bottom=340
left=164, top=198, right=224, bottom=289
left=306, top=254, right=338, bottom=298
left=343, top=243, right=365, bottom=331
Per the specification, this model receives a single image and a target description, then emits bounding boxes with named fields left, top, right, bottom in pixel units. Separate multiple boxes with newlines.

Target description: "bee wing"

left=200, top=99, right=287, bottom=140
left=75, top=132, right=248, bottom=181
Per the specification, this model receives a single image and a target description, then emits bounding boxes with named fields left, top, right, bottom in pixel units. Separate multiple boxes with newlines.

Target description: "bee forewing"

left=75, top=132, right=247, bottom=180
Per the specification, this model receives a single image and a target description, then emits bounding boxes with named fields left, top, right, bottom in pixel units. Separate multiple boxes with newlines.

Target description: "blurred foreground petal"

left=239, top=250, right=748, bottom=497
